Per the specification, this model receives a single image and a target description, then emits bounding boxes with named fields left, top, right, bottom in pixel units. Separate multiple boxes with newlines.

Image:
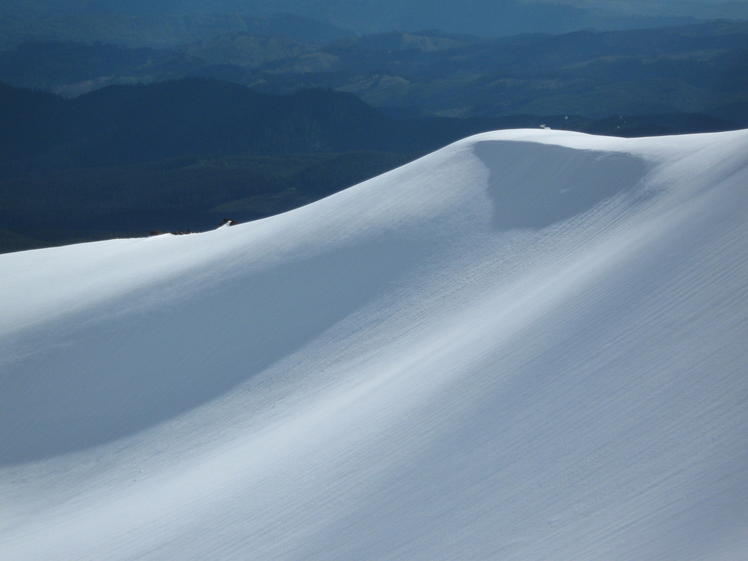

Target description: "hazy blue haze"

left=3, top=0, right=748, bottom=41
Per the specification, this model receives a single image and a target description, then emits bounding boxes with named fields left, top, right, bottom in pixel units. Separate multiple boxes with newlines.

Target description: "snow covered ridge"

left=1, top=129, right=747, bottom=561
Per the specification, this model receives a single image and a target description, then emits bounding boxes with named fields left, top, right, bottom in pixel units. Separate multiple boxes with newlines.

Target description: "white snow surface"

left=1, top=129, right=748, bottom=561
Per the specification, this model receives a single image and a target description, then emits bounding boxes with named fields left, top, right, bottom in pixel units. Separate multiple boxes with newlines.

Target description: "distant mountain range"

left=2, top=16, right=747, bottom=254
left=0, top=77, right=739, bottom=254
left=2, top=22, right=747, bottom=120
left=0, top=11, right=351, bottom=49
left=6, top=0, right=748, bottom=42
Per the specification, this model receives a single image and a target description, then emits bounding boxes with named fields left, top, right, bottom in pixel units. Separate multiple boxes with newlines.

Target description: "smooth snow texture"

left=1, top=129, right=748, bottom=561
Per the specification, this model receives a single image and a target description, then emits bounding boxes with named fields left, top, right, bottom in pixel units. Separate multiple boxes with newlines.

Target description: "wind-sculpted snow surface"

left=1, top=129, right=747, bottom=561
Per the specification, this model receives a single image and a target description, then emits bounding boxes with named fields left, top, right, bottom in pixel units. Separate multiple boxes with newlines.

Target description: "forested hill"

left=3, top=79, right=397, bottom=168
left=2, top=76, right=738, bottom=173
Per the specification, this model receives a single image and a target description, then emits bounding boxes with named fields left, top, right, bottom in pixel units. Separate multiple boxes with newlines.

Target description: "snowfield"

left=1, top=129, right=747, bottom=561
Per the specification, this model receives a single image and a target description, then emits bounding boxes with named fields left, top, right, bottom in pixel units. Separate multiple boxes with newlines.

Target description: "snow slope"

left=1, top=129, right=747, bottom=561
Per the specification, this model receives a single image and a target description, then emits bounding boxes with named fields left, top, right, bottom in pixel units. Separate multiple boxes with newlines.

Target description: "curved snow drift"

left=1, top=129, right=747, bottom=561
